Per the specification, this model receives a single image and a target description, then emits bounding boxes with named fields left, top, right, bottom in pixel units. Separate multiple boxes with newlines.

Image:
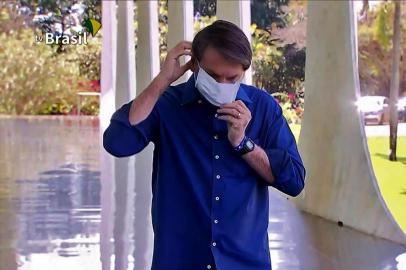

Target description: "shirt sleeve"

left=103, top=99, right=160, bottom=157
left=261, top=96, right=306, bottom=197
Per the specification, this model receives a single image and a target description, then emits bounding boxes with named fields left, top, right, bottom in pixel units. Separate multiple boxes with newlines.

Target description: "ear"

left=190, top=56, right=197, bottom=72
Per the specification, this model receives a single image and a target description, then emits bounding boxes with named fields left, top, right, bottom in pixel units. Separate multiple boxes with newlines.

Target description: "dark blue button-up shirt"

left=103, top=74, right=305, bottom=270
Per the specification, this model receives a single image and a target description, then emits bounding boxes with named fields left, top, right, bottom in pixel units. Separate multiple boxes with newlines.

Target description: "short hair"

left=192, top=20, right=252, bottom=70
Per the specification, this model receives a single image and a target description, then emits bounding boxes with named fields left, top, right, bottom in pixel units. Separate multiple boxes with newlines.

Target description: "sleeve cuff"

left=265, top=148, right=290, bottom=182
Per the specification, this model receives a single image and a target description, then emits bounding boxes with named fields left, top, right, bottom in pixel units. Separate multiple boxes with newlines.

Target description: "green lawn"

left=367, top=136, right=406, bottom=233
left=289, top=124, right=301, bottom=140
left=289, top=124, right=406, bottom=233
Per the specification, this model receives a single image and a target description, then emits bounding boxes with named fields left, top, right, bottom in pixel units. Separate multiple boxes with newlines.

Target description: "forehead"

left=200, top=46, right=243, bottom=76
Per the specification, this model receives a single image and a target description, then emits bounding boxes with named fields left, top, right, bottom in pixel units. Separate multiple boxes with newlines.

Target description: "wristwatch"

left=234, top=136, right=255, bottom=156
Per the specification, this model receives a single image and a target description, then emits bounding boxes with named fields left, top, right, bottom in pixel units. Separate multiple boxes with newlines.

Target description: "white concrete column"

left=114, top=1, right=137, bottom=270
left=296, top=0, right=406, bottom=244
left=100, top=1, right=117, bottom=270
left=167, top=0, right=194, bottom=84
left=132, top=1, right=160, bottom=269
left=216, top=0, right=253, bottom=85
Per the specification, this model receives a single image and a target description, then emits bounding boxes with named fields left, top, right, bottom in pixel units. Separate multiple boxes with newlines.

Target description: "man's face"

left=193, top=46, right=244, bottom=84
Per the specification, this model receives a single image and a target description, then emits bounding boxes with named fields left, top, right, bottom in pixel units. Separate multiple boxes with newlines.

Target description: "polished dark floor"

left=268, top=191, right=405, bottom=270
left=0, top=116, right=404, bottom=270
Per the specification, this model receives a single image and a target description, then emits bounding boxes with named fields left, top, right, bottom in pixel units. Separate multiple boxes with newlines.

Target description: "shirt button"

left=214, top=134, right=219, bottom=140
left=214, top=155, right=219, bottom=159
left=215, top=196, right=220, bottom=201
left=207, top=265, right=212, bottom=269
left=214, top=219, right=219, bottom=224
left=216, top=175, right=221, bottom=180
left=198, top=99, right=203, bottom=104
left=212, top=242, right=217, bottom=247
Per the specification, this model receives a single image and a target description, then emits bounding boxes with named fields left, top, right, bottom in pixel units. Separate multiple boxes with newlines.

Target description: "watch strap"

left=234, top=136, right=248, bottom=152
left=234, top=136, right=255, bottom=156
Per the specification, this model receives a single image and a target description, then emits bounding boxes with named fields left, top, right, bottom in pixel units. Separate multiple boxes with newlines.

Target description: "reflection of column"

left=100, top=1, right=117, bottom=270
left=216, top=0, right=252, bottom=85
left=133, top=2, right=160, bottom=269
left=296, top=0, right=406, bottom=245
left=167, top=0, right=194, bottom=84
left=0, top=197, right=17, bottom=270
left=114, top=1, right=136, bottom=270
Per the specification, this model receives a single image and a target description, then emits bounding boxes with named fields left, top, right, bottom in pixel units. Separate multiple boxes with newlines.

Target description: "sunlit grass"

left=367, top=136, right=406, bottom=233
left=289, top=124, right=301, bottom=141
left=289, top=124, right=406, bottom=233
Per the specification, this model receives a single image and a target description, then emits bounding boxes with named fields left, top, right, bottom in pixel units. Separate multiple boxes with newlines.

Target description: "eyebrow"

left=205, top=68, right=239, bottom=80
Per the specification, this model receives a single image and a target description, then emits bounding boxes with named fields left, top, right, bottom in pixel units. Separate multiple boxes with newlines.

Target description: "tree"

left=388, top=1, right=401, bottom=161
left=194, top=0, right=216, bottom=17
left=251, top=0, right=290, bottom=30
left=361, top=1, right=403, bottom=161
left=192, top=0, right=291, bottom=30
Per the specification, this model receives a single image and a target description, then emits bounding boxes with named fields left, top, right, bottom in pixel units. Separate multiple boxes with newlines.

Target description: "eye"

left=227, top=76, right=238, bottom=82
left=207, top=72, right=217, bottom=78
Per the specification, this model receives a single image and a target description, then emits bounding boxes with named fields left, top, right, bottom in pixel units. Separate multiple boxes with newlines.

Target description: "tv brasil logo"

left=35, top=18, right=101, bottom=45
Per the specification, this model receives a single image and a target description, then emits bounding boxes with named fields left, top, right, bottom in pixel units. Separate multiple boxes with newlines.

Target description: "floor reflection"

left=0, top=116, right=101, bottom=270
left=268, top=191, right=406, bottom=270
left=16, top=163, right=100, bottom=259
left=0, top=116, right=404, bottom=270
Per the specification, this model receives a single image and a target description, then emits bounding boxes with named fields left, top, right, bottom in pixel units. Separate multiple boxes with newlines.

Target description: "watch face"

left=246, top=140, right=254, bottom=150
left=236, top=137, right=255, bottom=156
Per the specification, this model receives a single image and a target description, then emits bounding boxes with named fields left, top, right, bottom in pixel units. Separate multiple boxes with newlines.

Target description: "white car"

left=397, top=97, right=406, bottom=121
left=356, top=96, right=389, bottom=125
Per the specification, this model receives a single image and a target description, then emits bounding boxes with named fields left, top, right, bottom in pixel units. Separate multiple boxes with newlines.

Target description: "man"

left=103, top=20, right=305, bottom=270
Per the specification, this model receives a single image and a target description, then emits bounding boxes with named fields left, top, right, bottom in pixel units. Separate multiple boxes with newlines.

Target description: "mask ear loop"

left=193, top=61, right=199, bottom=84
left=194, top=60, right=202, bottom=84
left=235, top=72, right=245, bottom=84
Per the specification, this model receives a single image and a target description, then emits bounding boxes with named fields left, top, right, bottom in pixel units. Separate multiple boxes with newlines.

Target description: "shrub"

left=272, top=92, right=301, bottom=124
left=0, top=28, right=80, bottom=115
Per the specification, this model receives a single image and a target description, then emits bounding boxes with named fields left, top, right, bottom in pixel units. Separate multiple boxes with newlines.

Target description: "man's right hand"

left=158, top=41, right=193, bottom=85
left=128, top=41, right=193, bottom=126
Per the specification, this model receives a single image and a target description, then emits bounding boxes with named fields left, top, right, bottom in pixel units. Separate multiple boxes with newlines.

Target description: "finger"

left=217, top=115, right=240, bottom=125
left=179, top=59, right=192, bottom=74
left=220, top=102, right=241, bottom=111
left=217, top=108, right=241, bottom=118
left=174, top=41, right=192, bottom=51
left=172, top=41, right=192, bottom=56
left=229, top=101, right=250, bottom=117
left=179, top=40, right=192, bottom=48
left=220, top=103, right=247, bottom=118
left=235, top=100, right=248, bottom=111
left=172, top=48, right=193, bottom=60
left=230, top=101, right=247, bottom=114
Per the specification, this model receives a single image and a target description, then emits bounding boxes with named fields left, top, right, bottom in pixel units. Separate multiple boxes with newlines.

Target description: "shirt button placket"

left=212, top=114, right=223, bottom=260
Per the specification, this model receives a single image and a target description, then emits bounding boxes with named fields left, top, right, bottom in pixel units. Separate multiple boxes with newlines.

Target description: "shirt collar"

left=180, top=73, right=252, bottom=106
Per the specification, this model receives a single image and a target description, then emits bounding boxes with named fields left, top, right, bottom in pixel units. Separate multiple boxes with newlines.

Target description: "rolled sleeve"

left=261, top=97, right=306, bottom=197
left=103, top=99, right=160, bottom=157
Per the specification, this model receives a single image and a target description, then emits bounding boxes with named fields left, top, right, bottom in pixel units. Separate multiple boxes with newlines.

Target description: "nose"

left=217, top=77, right=228, bottom=83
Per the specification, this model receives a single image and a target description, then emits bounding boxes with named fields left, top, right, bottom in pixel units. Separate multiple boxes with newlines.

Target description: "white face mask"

left=194, top=62, right=243, bottom=107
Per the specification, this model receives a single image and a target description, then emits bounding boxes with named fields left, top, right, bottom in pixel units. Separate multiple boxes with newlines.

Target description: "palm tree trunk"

left=388, top=1, right=401, bottom=161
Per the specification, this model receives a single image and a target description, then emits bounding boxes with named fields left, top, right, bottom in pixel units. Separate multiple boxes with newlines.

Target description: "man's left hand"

left=217, top=100, right=252, bottom=147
